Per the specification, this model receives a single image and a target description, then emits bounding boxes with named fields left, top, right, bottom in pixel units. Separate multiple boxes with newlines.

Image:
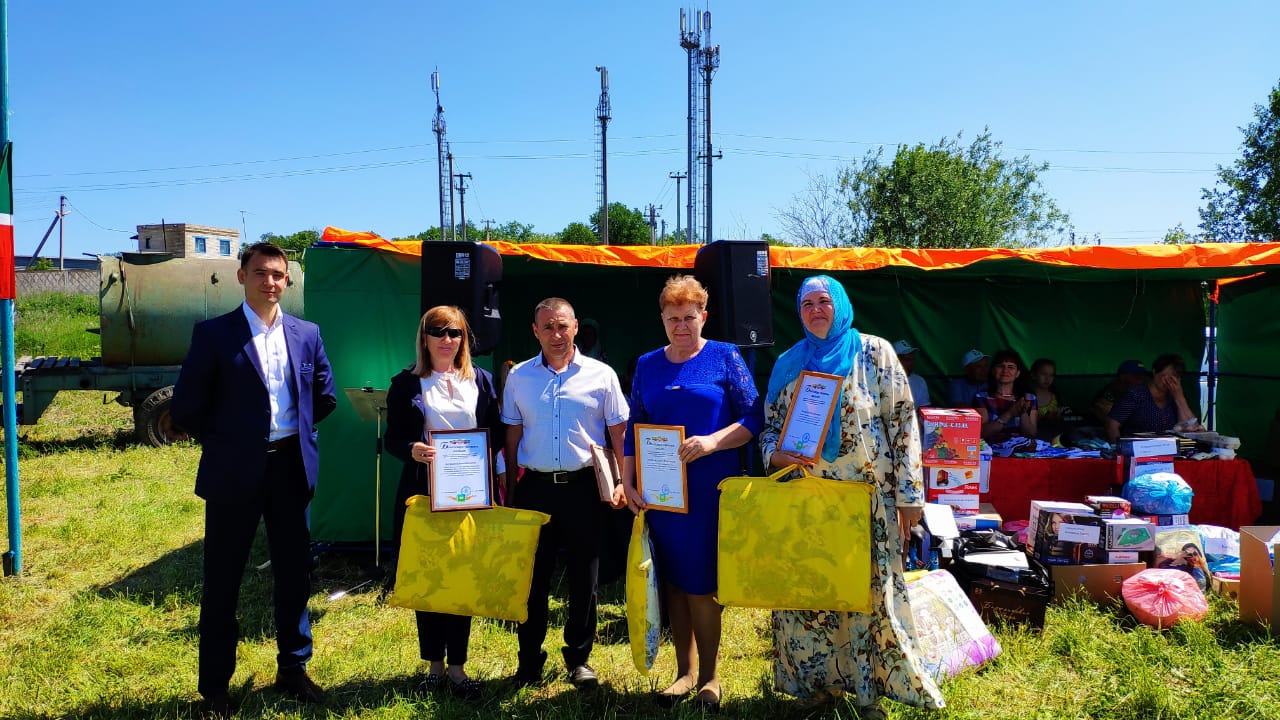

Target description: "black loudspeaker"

left=693, top=240, right=773, bottom=348
left=421, top=240, right=502, bottom=355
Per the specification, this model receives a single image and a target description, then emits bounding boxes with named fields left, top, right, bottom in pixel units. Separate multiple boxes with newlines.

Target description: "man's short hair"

left=533, top=297, right=575, bottom=322
left=240, top=241, right=288, bottom=270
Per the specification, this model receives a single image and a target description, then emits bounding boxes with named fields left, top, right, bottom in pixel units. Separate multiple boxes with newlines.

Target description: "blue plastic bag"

left=1123, top=472, right=1194, bottom=515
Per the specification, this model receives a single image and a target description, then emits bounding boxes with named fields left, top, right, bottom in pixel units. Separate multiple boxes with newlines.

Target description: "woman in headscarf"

left=760, top=275, right=945, bottom=716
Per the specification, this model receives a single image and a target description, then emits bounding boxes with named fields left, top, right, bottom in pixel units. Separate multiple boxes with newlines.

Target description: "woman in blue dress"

left=619, top=275, right=763, bottom=710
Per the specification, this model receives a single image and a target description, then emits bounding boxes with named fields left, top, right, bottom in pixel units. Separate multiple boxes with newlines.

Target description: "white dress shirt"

left=501, top=348, right=629, bottom=472
left=242, top=301, right=297, bottom=441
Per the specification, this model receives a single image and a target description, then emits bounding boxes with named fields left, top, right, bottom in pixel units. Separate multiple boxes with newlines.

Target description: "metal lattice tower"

left=432, top=70, right=454, bottom=242
left=595, top=66, right=611, bottom=245
left=680, top=8, right=701, bottom=245
left=700, top=11, right=720, bottom=245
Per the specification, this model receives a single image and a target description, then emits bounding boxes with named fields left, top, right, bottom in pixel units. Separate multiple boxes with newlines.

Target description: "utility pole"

left=453, top=172, right=472, bottom=242
left=646, top=204, right=661, bottom=245
left=660, top=218, right=667, bottom=240
left=58, top=195, right=65, bottom=271
left=481, top=219, right=495, bottom=241
left=447, top=152, right=456, bottom=240
left=669, top=171, right=686, bottom=240
left=595, top=66, right=611, bottom=246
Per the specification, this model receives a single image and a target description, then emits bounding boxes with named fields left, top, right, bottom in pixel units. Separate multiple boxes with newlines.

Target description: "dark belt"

left=524, top=467, right=591, bottom=485
left=267, top=434, right=300, bottom=453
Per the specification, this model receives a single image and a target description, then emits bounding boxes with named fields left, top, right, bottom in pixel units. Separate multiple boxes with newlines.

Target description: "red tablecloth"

left=981, top=457, right=1262, bottom=530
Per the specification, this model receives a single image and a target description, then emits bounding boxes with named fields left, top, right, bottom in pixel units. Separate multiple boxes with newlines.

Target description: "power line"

left=62, top=198, right=132, bottom=232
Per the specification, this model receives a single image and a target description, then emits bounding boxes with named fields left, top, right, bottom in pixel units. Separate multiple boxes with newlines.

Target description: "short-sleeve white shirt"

left=501, top=348, right=629, bottom=472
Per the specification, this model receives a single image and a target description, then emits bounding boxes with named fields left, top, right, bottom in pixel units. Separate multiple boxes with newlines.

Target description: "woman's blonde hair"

left=658, top=274, right=709, bottom=312
left=412, top=305, right=474, bottom=380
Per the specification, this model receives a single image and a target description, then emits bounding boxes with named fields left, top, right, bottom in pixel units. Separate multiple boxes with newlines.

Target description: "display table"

left=981, top=457, right=1262, bottom=530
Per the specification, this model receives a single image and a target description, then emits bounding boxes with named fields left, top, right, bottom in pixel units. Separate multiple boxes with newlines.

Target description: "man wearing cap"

left=948, top=349, right=988, bottom=407
left=1091, top=360, right=1147, bottom=424
left=893, top=339, right=931, bottom=408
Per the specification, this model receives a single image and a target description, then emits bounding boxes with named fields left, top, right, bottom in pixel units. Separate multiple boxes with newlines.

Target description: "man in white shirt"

left=893, top=339, right=931, bottom=409
left=502, top=298, right=629, bottom=691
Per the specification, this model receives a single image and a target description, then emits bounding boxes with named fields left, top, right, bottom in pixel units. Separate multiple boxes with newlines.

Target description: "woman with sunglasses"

left=385, top=305, right=501, bottom=700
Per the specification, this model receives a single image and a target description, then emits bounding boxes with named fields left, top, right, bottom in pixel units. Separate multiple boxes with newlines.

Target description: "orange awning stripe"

left=319, top=226, right=1280, bottom=273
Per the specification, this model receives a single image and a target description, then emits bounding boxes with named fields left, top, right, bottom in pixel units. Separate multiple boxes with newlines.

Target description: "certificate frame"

left=428, top=428, right=493, bottom=511
left=590, top=444, right=621, bottom=502
left=635, top=423, right=688, bottom=514
left=778, top=370, right=842, bottom=462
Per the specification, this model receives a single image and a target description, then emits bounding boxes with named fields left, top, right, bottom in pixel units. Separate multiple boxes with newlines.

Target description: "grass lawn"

left=4, top=296, right=1280, bottom=719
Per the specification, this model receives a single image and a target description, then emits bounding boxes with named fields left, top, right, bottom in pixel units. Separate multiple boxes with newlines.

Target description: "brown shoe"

left=273, top=668, right=326, bottom=704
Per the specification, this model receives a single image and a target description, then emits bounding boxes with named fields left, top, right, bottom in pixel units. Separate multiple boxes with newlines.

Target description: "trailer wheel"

left=135, top=386, right=188, bottom=446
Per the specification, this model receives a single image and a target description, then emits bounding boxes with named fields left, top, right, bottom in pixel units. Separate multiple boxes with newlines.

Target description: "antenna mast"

left=432, top=69, right=454, bottom=241
left=700, top=10, right=721, bottom=244
left=595, top=66, right=611, bottom=245
left=680, top=9, right=701, bottom=245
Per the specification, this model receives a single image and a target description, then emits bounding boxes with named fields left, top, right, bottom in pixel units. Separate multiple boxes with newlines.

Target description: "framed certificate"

left=778, top=370, right=842, bottom=462
left=590, top=444, right=621, bottom=502
left=428, top=429, right=493, bottom=511
left=635, top=423, right=688, bottom=514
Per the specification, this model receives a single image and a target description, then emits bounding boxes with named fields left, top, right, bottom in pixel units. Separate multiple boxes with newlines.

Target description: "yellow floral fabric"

left=759, top=333, right=945, bottom=709
left=388, top=497, right=550, bottom=622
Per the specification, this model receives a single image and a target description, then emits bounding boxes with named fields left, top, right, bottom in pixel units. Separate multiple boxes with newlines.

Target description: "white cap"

left=892, top=340, right=917, bottom=356
left=961, top=349, right=988, bottom=368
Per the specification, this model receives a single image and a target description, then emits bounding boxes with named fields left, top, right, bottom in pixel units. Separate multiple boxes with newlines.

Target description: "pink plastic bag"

left=1121, top=568, right=1209, bottom=628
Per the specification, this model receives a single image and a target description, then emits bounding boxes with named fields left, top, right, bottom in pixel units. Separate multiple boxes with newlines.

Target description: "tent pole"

left=1207, top=282, right=1218, bottom=431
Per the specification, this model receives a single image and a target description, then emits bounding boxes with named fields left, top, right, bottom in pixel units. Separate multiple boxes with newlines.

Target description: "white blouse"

left=420, top=371, right=479, bottom=432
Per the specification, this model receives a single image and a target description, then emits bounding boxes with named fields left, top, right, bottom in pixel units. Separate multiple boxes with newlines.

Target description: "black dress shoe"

left=511, top=650, right=547, bottom=689
left=446, top=675, right=483, bottom=700
left=273, top=668, right=326, bottom=704
left=568, top=664, right=599, bottom=690
left=201, top=692, right=232, bottom=719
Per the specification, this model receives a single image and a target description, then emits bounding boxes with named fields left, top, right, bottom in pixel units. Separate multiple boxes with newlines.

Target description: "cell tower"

left=699, top=11, right=721, bottom=245
left=432, top=70, right=454, bottom=242
left=679, top=9, right=701, bottom=245
left=595, top=66, right=611, bottom=245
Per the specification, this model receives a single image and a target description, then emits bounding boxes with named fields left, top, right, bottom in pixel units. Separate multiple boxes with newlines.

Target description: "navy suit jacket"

left=171, top=307, right=337, bottom=503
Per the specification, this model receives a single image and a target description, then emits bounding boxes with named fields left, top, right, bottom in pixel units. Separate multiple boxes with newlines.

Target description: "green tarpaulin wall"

left=305, top=244, right=1277, bottom=543
left=1217, top=272, right=1280, bottom=471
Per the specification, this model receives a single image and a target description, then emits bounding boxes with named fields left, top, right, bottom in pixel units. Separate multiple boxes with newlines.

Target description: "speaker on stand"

left=421, top=240, right=503, bottom=355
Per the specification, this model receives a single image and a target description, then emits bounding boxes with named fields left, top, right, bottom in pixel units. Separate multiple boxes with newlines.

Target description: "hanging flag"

left=0, top=142, right=13, bottom=299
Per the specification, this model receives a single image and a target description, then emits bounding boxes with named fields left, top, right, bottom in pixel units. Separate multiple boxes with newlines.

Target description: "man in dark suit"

left=171, top=241, right=337, bottom=718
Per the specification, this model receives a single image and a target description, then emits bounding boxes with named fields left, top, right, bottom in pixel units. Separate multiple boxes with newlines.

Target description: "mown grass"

left=4, top=305, right=1280, bottom=719
left=14, top=291, right=100, bottom=359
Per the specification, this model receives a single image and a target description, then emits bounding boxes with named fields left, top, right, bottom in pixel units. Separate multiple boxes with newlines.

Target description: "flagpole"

left=1, top=0, right=23, bottom=576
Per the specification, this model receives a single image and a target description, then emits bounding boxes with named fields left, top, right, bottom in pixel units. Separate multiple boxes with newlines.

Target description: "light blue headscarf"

left=766, top=275, right=861, bottom=462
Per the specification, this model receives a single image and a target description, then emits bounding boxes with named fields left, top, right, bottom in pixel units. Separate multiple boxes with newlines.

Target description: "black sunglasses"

left=425, top=326, right=463, bottom=339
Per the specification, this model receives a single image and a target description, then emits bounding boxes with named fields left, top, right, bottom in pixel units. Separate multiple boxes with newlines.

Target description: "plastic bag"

left=906, top=570, right=1002, bottom=680
left=1121, top=568, right=1209, bottom=628
left=948, top=528, right=1051, bottom=591
left=1123, top=471, right=1194, bottom=515
left=717, top=464, right=873, bottom=612
left=625, top=511, right=661, bottom=674
left=1197, top=524, right=1242, bottom=574
left=388, top=497, right=550, bottom=622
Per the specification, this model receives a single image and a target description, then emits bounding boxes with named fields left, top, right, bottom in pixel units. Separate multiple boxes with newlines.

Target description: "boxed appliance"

left=955, top=503, right=1003, bottom=532
left=920, top=409, right=982, bottom=467
left=925, top=466, right=981, bottom=513
left=1102, top=517, right=1157, bottom=552
left=1032, top=509, right=1105, bottom=565
left=1085, top=495, right=1131, bottom=518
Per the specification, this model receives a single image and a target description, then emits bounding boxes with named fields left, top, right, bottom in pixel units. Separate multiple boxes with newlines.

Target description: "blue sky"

left=8, top=1, right=1280, bottom=258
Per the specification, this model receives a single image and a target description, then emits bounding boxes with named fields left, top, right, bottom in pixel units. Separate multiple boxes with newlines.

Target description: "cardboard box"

left=1212, top=575, right=1240, bottom=600
left=955, top=503, right=1003, bottom=531
left=1125, top=457, right=1177, bottom=481
left=1103, top=518, right=1157, bottom=552
left=1051, top=562, right=1147, bottom=603
left=1136, top=514, right=1191, bottom=527
left=967, top=577, right=1049, bottom=628
left=920, top=409, right=982, bottom=467
left=1086, top=495, right=1131, bottom=518
left=1028, top=501, right=1095, bottom=544
left=1118, top=437, right=1178, bottom=458
left=1034, top=511, right=1106, bottom=565
left=1238, top=526, right=1280, bottom=626
left=925, top=466, right=981, bottom=513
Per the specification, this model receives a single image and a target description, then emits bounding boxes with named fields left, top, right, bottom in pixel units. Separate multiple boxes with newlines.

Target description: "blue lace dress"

left=624, top=340, right=763, bottom=595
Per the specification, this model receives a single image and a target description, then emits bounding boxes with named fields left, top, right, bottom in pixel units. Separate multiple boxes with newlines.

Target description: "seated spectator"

left=1091, top=360, right=1147, bottom=423
left=974, top=349, right=1038, bottom=443
left=1029, top=358, right=1063, bottom=440
left=1106, top=354, right=1198, bottom=441
left=893, top=339, right=931, bottom=408
left=948, top=349, right=988, bottom=407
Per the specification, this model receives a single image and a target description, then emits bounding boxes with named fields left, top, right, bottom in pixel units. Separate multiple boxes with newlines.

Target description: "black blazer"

left=384, top=365, right=501, bottom=493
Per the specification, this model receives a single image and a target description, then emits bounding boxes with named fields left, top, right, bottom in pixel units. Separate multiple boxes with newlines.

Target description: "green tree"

left=589, top=202, right=651, bottom=245
left=823, top=129, right=1069, bottom=248
left=1199, top=79, right=1280, bottom=242
left=558, top=221, right=597, bottom=245
left=1162, top=223, right=1195, bottom=245
left=259, top=229, right=321, bottom=257
left=28, top=257, right=54, bottom=271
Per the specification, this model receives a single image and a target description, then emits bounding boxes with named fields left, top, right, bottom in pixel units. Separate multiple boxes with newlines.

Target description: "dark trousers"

left=198, top=441, right=312, bottom=697
left=392, top=471, right=473, bottom=666
left=513, top=468, right=603, bottom=670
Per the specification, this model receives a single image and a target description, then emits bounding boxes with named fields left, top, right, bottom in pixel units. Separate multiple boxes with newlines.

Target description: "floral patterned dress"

left=759, top=333, right=945, bottom=709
